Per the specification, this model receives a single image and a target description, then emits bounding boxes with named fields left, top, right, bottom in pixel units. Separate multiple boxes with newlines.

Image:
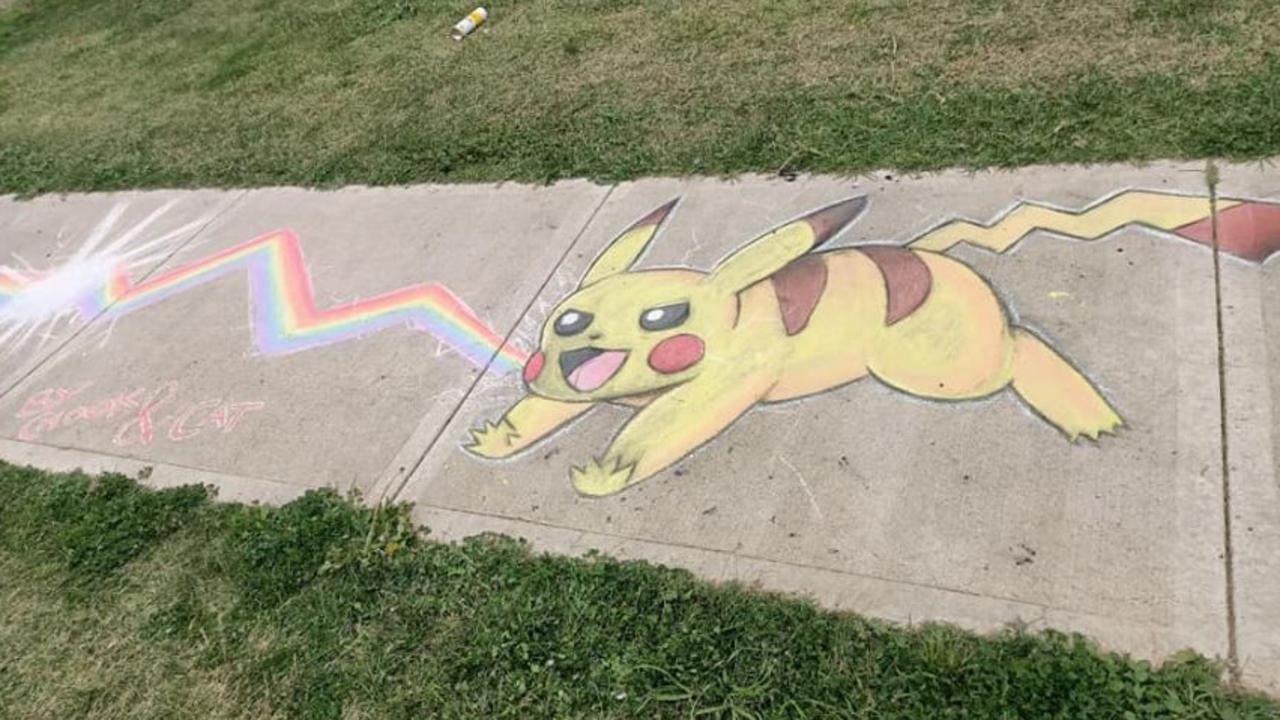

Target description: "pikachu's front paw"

left=463, top=419, right=521, bottom=459
left=570, top=456, right=635, bottom=497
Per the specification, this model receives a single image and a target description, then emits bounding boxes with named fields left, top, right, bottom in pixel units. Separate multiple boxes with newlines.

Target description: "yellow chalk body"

left=456, top=191, right=1217, bottom=496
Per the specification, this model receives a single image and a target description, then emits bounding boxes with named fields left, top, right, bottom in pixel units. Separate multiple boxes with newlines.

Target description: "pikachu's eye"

left=554, top=309, right=593, bottom=336
left=639, top=302, right=690, bottom=331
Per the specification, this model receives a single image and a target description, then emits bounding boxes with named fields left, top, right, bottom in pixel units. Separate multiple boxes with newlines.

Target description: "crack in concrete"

left=382, top=184, right=618, bottom=503
left=0, top=190, right=249, bottom=403
left=1207, top=160, right=1242, bottom=684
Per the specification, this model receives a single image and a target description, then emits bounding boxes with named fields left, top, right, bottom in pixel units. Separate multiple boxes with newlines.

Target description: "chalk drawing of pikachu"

left=465, top=194, right=1133, bottom=497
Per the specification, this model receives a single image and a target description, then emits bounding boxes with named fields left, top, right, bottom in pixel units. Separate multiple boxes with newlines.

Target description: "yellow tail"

left=910, top=190, right=1226, bottom=254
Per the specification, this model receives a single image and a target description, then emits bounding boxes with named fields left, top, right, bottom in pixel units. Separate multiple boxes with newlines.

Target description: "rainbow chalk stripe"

left=5, top=230, right=527, bottom=373
left=0, top=270, right=20, bottom=300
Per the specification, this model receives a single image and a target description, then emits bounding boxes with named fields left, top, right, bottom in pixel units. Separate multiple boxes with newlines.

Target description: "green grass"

left=1, top=0, right=1279, bottom=194
left=0, top=462, right=1276, bottom=719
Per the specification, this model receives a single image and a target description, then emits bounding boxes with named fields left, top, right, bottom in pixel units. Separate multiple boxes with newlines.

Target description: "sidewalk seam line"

left=383, top=184, right=618, bottom=503
left=414, top=499, right=1191, bottom=626
left=0, top=435, right=301, bottom=491
left=0, top=190, right=250, bottom=402
left=416, top=498, right=1039, bottom=605
left=1208, top=161, right=1241, bottom=683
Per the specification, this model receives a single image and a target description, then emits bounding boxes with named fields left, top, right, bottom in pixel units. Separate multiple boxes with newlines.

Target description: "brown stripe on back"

left=769, top=255, right=828, bottom=335
left=857, top=246, right=932, bottom=325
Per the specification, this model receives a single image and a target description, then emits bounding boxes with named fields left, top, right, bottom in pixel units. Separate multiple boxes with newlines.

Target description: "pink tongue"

left=567, top=351, right=627, bottom=391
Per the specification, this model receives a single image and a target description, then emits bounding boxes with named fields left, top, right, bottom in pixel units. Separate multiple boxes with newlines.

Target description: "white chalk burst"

left=0, top=202, right=204, bottom=365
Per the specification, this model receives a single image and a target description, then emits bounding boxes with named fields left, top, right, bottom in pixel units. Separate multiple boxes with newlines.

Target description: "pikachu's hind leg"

left=1010, top=329, right=1122, bottom=441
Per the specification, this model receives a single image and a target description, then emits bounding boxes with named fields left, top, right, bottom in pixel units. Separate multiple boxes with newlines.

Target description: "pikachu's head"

left=522, top=196, right=867, bottom=402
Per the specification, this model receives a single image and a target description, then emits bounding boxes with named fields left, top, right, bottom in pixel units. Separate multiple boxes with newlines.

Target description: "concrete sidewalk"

left=1, top=162, right=1276, bottom=692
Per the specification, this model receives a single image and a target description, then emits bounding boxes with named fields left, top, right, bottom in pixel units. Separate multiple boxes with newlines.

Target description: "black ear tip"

left=628, top=197, right=681, bottom=233
left=802, top=195, right=868, bottom=246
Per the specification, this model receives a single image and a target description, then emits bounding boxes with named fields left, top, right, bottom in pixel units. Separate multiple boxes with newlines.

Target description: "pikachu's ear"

left=579, top=199, right=679, bottom=287
left=708, top=196, right=867, bottom=291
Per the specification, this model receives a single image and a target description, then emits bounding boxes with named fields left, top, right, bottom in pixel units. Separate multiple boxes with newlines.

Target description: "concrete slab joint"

left=1, top=163, right=1277, bottom=694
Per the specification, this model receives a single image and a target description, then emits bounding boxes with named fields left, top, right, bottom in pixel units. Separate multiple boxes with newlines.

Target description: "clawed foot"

left=463, top=419, right=522, bottom=459
left=1067, top=414, right=1124, bottom=443
left=570, top=456, right=635, bottom=496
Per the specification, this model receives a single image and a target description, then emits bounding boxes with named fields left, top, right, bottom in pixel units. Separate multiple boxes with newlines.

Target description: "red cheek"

left=648, top=334, right=705, bottom=374
left=523, top=351, right=545, bottom=384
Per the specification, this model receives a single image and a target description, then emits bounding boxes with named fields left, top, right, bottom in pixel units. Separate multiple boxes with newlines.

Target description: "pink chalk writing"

left=16, top=380, right=264, bottom=447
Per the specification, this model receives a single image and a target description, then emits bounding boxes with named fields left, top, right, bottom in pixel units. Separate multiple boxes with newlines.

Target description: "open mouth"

left=559, top=347, right=628, bottom=392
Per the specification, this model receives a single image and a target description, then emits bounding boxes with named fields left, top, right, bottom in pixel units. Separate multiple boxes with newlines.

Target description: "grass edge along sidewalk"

left=0, top=461, right=1276, bottom=719
left=2, top=0, right=1280, bottom=195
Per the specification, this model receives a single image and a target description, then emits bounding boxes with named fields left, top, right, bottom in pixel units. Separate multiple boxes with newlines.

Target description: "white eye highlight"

left=639, top=301, right=690, bottom=331
left=554, top=309, right=593, bottom=336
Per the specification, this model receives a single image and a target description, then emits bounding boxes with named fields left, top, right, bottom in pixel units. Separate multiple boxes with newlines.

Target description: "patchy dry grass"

left=0, top=556, right=254, bottom=719
left=1, top=462, right=1277, bottom=719
left=0, top=0, right=1277, bottom=194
